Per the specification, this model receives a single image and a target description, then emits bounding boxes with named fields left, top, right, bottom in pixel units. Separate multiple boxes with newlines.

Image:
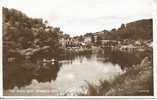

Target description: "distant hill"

left=125, top=19, right=152, bottom=40
left=94, top=19, right=153, bottom=40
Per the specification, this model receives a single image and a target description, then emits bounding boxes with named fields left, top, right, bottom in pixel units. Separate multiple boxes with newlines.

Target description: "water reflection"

left=97, top=49, right=148, bottom=69
left=4, top=50, right=147, bottom=95
left=3, top=61, right=61, bottom=89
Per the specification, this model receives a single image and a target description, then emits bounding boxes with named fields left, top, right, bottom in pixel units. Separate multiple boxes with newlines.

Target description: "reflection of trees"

left=3, top=61, right=61, bottom=89
left=3, top=61, right=35, bottom=89
left=3, top=50, right=93, bottom=89
left=58, top=50, right=92, bottom=62
left=97, top=49, right=147, bottom=69
left=35, top=62, right=62, bottom=82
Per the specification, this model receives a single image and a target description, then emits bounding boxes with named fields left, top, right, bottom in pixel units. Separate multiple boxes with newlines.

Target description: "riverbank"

left=84, top=56, right=153, bottom=96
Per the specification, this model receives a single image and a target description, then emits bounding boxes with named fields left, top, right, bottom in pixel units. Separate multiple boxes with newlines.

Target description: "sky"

left=1, top=0, right=153, bottom=36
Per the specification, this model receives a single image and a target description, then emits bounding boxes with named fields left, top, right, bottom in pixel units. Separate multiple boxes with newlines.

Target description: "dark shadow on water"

left=3, top=60, right=61, bottom=89
left=97, top=48, right=152, bottom=70
left=35, top=62, right=61, bottom=82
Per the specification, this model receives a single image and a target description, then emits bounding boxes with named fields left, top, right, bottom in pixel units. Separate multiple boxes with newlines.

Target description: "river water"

left=4, top=50, right=146, bottom=96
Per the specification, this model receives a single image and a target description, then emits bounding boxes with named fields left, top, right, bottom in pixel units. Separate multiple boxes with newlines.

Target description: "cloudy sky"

left=2, top=0, right=153, bottom=36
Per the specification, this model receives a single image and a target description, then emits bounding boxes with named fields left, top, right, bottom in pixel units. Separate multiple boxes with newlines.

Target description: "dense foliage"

left=110, top=19, right=153, bottom=40
left=3, top=7, right=63, bottom=65
left=106, top=19, right=152, bottom=40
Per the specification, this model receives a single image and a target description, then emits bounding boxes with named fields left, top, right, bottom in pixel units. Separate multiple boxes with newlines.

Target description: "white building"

left=84, top=36, right=91, bottom=44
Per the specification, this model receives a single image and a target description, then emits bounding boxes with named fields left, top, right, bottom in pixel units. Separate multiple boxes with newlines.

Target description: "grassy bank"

left=85, top=56, right=153, bottom=96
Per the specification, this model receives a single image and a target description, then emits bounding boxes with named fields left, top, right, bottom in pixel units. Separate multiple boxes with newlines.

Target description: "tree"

left=3, top=7, right=62, bottom=64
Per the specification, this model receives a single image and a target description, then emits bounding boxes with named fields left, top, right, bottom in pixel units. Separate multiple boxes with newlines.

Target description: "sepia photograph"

left=1, top=0, right=155, bottom=97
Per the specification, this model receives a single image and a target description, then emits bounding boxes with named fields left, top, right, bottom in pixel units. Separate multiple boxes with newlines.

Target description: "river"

left=4, top=50, right=147, bottom=96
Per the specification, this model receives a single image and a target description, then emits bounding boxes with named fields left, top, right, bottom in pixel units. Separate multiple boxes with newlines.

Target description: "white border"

left=153, top=0, right=157, bottom=99
left=1, top=96, right=156, bottom=99
left=0, top=5, right=3, bottom=98
left=0, top=1, right=157, bottom=99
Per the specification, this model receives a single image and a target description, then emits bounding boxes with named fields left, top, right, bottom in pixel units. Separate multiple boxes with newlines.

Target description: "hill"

left=94, top=19, right=153, bottom=41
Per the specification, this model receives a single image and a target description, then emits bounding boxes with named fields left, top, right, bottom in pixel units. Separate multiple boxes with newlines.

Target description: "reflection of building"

left=120, top=44, right=136, bottom=52
left=101, top=40, right=119, bottom=47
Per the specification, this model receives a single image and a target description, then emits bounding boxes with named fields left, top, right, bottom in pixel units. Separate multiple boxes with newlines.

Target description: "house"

left=84, top=36, right=92, bottom=44
left=59, top=37, right=66, bottom=48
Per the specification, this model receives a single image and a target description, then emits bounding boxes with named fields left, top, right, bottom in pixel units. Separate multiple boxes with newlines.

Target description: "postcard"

left=0, top=0, right=156, bottom=99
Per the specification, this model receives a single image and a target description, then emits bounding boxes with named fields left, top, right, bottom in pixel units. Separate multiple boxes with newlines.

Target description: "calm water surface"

left=4, top=50, right=145, bottom=96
